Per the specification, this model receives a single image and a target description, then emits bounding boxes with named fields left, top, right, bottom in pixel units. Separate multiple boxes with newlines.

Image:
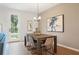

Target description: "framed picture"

left=47, top=14, right=64, bottom=32
left=27, top=20, right=33, bottom=31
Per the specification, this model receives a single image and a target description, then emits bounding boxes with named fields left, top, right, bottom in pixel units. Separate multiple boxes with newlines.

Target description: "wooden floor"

left=8, top=42, right=79, bottom=55
left=57, top=46, right=79, bottom=55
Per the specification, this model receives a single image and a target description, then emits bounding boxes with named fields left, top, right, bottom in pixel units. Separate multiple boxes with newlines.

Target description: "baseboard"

left=57, top=43, right=79, bottom=52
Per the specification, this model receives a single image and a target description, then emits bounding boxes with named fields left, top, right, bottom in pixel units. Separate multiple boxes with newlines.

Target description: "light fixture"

left=33, top=3, right=41, bottom=21
left=33, top=3, right=41, bottom=33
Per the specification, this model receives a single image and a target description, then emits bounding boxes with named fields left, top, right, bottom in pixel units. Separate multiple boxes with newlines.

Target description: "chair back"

left=44, top=38, right=54, bottom=49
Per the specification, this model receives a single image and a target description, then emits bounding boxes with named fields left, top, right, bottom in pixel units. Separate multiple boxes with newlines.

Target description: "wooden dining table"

left=25, top=33, right=57, bottom=54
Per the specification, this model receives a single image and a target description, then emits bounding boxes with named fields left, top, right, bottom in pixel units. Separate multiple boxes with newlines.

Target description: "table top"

left=27, top=33, right=56, bottom=41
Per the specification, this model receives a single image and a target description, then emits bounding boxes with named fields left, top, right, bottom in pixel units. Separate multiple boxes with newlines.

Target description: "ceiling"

left=0, top=3, right=58, bottom=14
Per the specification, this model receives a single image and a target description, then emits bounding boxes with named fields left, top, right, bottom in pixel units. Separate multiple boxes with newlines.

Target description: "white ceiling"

left=0, top=3, right=58, bottom=13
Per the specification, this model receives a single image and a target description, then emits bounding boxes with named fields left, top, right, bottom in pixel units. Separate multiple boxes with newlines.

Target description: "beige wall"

left=40, top=3, right=79, bottom=49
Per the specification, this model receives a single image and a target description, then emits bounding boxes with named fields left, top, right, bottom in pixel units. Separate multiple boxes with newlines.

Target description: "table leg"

left=54, top=36, right=57, bottom=54
left=24, top=36, right=26, bottom=46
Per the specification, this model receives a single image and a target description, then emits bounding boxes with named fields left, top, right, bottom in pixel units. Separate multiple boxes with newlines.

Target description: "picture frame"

left=47, top=14, right=64, bottom=32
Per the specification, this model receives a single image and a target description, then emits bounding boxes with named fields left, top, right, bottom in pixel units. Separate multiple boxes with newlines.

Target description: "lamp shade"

left=38, top=16, right=41, bottom=20
left=33, top=16, right=41, bottom=21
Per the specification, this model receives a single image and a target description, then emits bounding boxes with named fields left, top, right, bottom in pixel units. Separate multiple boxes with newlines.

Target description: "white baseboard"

left=57, top=43, right=79, bottom=52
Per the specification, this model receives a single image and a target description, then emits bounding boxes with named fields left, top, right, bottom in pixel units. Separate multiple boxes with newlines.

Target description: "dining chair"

left=41, top=38, right=54, bottom=55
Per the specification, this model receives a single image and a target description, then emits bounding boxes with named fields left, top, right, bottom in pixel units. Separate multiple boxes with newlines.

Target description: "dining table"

left=25, top=33, right=57, bottom=54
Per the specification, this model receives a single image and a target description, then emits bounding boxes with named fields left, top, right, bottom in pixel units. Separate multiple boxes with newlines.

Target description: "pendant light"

left=33, top=3, right=41, bottom=21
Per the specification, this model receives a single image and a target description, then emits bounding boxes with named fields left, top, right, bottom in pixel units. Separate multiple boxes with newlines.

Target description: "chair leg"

left=24, top=36, right=26, bottom=46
